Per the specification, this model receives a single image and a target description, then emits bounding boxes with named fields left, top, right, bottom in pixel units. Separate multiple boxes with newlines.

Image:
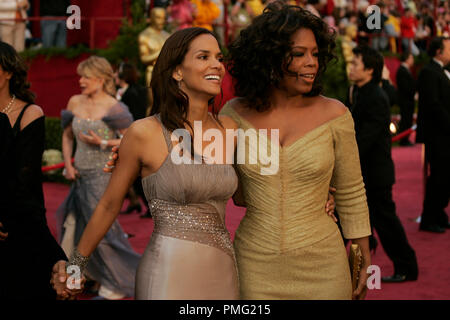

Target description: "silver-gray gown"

left=135, top=114, right=240, bottom=300
left=56, top=103, right=141, bottom=298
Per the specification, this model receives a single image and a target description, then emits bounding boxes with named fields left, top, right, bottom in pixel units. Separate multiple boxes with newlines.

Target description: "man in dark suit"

left=396, top=51, right=416, bottom=146
left=117, top=63, right=149, bottom=121
left=416, top=37, right=450, bottom=233
left=347, top=45, right=418, bottom=283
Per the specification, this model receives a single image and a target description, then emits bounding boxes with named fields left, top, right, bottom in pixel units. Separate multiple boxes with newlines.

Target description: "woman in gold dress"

left=220, top=2, right=372, bottom=300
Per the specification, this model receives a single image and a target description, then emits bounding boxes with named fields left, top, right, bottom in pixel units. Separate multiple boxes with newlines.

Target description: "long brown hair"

left=0, top=41, right=35, bottom=104
left=150, top=27, right=222, bottom=135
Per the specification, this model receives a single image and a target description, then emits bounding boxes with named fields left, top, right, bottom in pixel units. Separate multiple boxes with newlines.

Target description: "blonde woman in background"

left=56, top=56, right=141, bottom=300
left=0, top=0, right=29, bottom=52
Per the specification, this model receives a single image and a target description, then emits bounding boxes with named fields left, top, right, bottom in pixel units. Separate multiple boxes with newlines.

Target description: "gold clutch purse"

left=348, top=244, right=363, bottom=292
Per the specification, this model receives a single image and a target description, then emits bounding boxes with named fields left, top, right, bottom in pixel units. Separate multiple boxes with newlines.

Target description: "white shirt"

left=434, top=58, right=450, bottom=80
left=116, top=84, right=129, bottom=101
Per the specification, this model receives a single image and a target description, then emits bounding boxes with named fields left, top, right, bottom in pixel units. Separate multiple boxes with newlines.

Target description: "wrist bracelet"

left=100, top=139, right=108, bottom=150
left=68, top=248, right=89, bottom=274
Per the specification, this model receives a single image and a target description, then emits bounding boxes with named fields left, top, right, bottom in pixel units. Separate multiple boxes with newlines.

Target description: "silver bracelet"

left=68, top=248, right=89, bottom=274
left=100, top=139, right=108, bottom=150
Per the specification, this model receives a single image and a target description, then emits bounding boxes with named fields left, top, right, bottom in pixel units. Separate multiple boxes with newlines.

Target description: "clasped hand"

left=50, top=260, right=86, bottom=300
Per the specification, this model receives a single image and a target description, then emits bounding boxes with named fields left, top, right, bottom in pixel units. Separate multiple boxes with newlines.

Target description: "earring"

left=270, top=70, right=277, bottom=83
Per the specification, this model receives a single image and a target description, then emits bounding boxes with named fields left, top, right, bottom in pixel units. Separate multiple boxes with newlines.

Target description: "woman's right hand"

left=50, top=260, right=86, bottom=300
left=64, top=165, right=79, bottom=180
left=103, top=146, right=119, bottom=173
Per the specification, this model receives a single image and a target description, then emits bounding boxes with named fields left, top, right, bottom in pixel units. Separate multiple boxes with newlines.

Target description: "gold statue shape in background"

left=341, top=23, right=358, bottom=77
left=139, top=8, right=170, bottom=87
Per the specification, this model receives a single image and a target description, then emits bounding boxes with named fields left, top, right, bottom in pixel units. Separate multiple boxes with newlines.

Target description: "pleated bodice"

left=221, top=101, right=371, bottom=253
left=141, top=114, right=239, bottom=256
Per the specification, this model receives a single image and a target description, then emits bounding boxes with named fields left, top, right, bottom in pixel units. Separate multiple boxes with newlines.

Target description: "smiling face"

left=173, top=34, right=225, bottom=100
left=278, top=28, right=319, bottom=96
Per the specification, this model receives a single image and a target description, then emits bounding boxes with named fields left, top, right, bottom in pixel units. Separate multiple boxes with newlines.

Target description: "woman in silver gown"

left=56, top=56, right=140, bottom=299
left=52, top=28, right=240, bottom=300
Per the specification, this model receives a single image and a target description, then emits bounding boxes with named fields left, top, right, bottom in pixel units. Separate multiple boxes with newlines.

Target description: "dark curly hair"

left=227, top=2, right=336, bottom=111
left=0, top=41, right=35, bottom=104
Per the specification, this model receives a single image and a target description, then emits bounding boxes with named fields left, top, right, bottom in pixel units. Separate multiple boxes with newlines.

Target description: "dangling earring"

left=270, top=70, right=276, bottom=83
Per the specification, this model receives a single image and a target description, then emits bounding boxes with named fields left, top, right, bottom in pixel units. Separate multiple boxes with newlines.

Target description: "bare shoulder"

left=218, top=114, right=238, bottom=130
left=126, top=116, right=161, bottom=139
left=121, top=116, right=169, bottom=169
left=20, top=104, right=44, bottom=129
left=318, top=96, right=348, bottom=119
left=66, top=95, right=84, bottom=111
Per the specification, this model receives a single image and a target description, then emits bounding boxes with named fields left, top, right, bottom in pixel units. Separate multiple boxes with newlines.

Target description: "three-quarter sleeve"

left=60, top=109, right=74, bottom=129
left=102, top=102, right=134, bottom=130
left=330, top=111, right=372, bottom=239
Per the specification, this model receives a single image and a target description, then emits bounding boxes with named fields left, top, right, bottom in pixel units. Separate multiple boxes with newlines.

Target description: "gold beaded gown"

left=136, top=115, right=240, bottom=300
left=220, top=100, right=372, bottom=300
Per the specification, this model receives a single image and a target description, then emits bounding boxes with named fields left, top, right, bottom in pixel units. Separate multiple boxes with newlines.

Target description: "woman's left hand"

left=78, top=130, right=102, bottom=146
left=326, top=187, right=337, bottom=222
left=351, top=237, right=371, bottom=300
left=353, top=257, right=370, bottom=300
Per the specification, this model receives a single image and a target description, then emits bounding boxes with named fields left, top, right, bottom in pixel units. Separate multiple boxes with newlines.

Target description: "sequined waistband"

left=149, top=198, right=235, bottom=259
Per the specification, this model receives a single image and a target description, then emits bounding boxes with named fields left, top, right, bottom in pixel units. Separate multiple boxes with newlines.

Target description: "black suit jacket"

left=381, top=79, right=398, bottom=107
left=40, top=0, right=71, bottom=16
left=416, top=60, right=450, bottom=143
left=121, top=83, right=149, bottom=121
left=347, top=81, right=395, bottom=187
left=396, top=65, right=416, bottom=106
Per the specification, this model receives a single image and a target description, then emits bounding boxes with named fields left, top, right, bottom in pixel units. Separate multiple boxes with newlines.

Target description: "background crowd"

left=0, top=1, right=449, bottom=53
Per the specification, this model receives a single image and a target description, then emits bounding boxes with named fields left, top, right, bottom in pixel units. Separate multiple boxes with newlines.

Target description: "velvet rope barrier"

left=42, top=158, right=74, bottom=173
left=391, top=125, right=417, bottom=143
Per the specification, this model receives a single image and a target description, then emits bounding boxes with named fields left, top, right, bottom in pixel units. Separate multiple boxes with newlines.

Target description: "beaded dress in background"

left=56, top=102, right=141, bottom=298
left=135, top=114, right=239, bottom=300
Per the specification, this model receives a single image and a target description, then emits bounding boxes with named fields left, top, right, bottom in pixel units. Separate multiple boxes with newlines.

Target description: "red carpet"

left=44, top=143, right=450, bottom=300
